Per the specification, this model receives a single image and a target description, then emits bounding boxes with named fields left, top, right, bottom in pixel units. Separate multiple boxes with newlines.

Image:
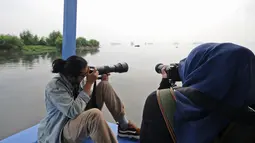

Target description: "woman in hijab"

left=140, top=43, right=255, bottom=143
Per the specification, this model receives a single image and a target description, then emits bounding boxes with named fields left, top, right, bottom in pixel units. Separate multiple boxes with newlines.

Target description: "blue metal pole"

left=62, top=0, right=77, bottom=60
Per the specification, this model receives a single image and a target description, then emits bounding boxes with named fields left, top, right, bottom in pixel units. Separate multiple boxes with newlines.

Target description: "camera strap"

left=85, top=80, right=98, bottom=110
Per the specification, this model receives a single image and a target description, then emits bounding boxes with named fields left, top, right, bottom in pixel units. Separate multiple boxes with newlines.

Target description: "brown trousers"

left=62, top=81, right=125, bottom=143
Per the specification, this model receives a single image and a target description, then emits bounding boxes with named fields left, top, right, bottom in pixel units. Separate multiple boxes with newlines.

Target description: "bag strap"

left=176, top=87, right=255, bottom=125
left=157, top=88, right=177, bottom=143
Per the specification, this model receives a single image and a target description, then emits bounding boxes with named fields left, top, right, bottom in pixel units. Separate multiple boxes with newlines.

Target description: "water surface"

left=1, top=42, right=253, bottom=140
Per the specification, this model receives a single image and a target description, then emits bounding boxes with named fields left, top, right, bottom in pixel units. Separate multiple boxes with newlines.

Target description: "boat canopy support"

left=62, top=0, right=77, bottom=59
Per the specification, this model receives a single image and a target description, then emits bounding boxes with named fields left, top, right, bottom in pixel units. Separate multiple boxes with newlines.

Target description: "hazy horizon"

left=1, top=0, right=255, bottom=44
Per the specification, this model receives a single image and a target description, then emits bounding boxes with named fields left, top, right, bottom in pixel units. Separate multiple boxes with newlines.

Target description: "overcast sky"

left=0, top=0, right=254, bottom=43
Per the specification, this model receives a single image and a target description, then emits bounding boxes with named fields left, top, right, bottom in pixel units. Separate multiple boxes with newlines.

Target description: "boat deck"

left=0, top=122, right=138, bottom=143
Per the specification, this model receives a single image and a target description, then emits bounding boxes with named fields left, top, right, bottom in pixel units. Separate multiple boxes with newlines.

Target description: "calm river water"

left=0, top=42, right=254, bottom=140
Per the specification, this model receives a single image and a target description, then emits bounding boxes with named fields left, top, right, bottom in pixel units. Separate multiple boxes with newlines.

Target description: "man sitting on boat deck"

left=37, top=56, right=140, bottom=143
left=140, top=43, right=255, bottom=143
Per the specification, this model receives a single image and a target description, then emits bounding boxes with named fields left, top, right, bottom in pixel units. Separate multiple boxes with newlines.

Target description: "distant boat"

left=173, top=42, right=179, bottom=48
left=130, top=42, right=140, bottom=47
left=110, top=42, right=121, bottom=45
left=193, top=42, right=203, bottom=45
left=173, top=42, right=179, bottom=45
left=145, top=42, right=153, bottom=45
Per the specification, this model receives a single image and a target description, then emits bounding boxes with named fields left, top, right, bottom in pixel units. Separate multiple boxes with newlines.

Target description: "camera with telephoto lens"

left=155, top=63, right=181, bottom=85
left=89, top=62, right=129, bottom=76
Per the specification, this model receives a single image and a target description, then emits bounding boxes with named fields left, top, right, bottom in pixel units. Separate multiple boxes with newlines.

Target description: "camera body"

left=155, top=63, right=181, bottom=85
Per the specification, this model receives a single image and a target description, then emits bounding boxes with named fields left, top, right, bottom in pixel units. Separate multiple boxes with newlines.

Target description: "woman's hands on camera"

left=161, top=66, right=168, bottom=79
left=158, top=66, right=172, bottom=89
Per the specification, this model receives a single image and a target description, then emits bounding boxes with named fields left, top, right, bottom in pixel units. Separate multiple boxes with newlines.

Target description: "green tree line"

left=0, top=30, right=100, bottom=51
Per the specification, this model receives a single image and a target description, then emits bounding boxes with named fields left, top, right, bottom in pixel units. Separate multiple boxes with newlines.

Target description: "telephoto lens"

left=90, top=62, right=129, bottom=75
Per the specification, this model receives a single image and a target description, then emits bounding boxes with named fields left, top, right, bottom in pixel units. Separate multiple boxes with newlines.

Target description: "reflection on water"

left=0, top=49, right=99, bottom=69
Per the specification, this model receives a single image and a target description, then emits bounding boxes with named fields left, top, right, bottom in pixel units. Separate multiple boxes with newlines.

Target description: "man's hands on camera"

left=86, top=69, right=99, bottom=84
